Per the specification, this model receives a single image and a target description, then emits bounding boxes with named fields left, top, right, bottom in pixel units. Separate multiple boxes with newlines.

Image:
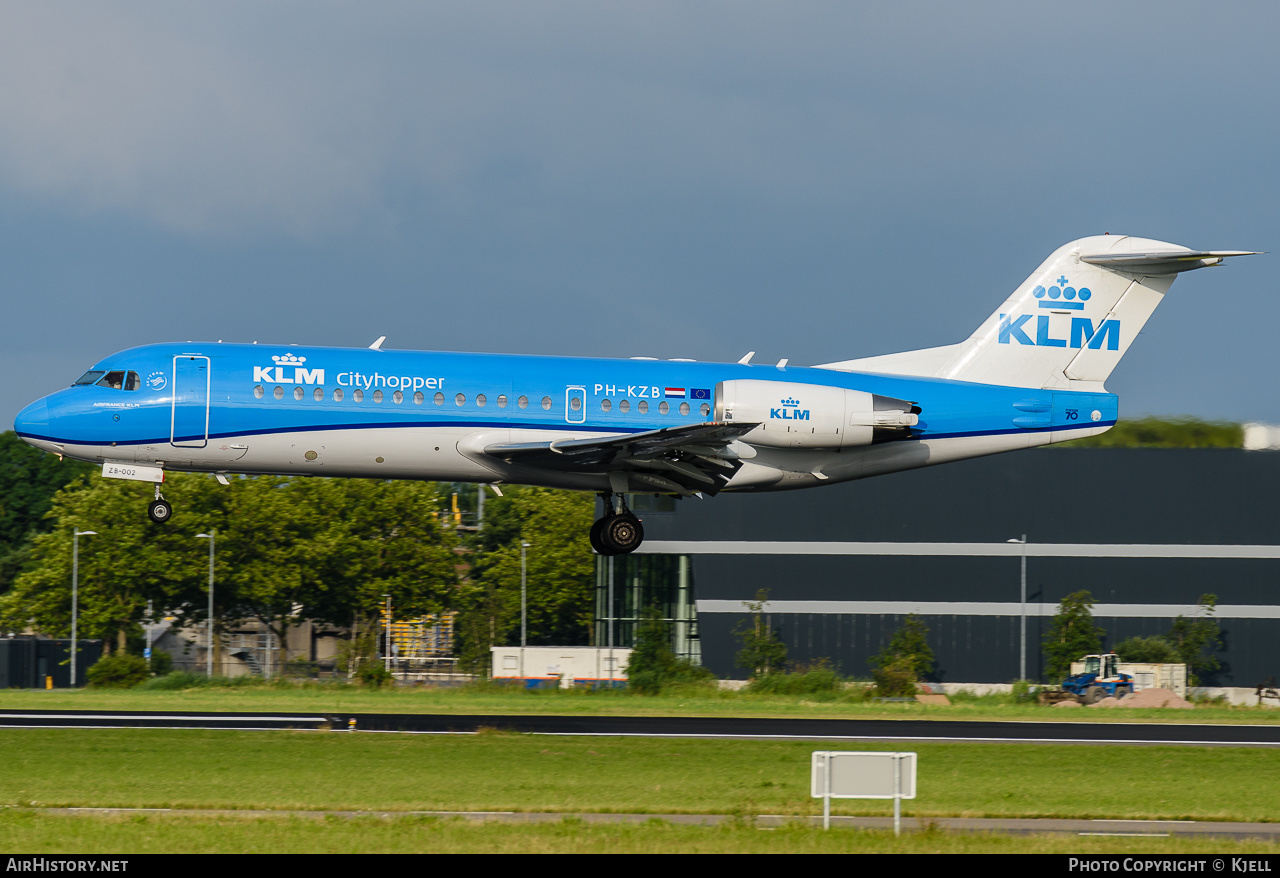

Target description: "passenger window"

left=497, top=395, right=508, bottom=408
left=294, top=387, right=304, bottom=401
left=373, top=390, right=383, bottom=403
left=434, top=392, right=444, bottom=405
left=455, top=393, right=466, bottom=406
left=334, top=388, right=344, bottom=401
left=354, top=389, right=364, bottom=402
left=393, top=390, right=403, bottom=404
left=541, top=396, right=552, bottom=410
left=518, top=396, right=529, bottom=409
left=476, top=394, right=487, bottom=408
left=700, top=403, right=710, bottom=417
left=659, top=401, right=669, bottom=414
left=314, top=388, right=324, bottom=401
left=274, top=386, right=284, bottom=400
left=601, top=399, right=612, bottom=412
left=619, top=399, right=630, bottom=413
left=638, top=400, right=648, bottom=414
left=414, top=391, right=424, bottom=405
left=254, top=386, right=265, bottom=399
left=96, top=371, right=127, bottom=390
left=679, top=402, right=690, bottom=416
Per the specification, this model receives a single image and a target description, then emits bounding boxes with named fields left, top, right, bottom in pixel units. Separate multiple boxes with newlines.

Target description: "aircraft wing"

left=482, top=421, right=760, bottom=497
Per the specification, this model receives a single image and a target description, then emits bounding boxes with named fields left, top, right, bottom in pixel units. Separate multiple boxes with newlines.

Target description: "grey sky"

left=2, top=2, right=1276, bottom=427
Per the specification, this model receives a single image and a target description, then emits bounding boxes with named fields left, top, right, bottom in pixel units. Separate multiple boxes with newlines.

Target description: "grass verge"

left=2, top=728, right=1278, bottom=822
left=2, top=811, right=1278, bottom=855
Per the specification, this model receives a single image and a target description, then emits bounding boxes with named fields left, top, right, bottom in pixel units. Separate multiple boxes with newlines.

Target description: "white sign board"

left=811, top=751, right=916, bottom=799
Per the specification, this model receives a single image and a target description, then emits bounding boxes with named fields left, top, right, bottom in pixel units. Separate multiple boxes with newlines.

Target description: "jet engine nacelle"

left=714, top=379, right=918, bottom=449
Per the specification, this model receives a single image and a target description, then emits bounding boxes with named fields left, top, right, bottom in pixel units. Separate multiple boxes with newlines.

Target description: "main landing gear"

left=590, top=494, right=644, bottom=556
left=148, top=484, right=172, bottom=524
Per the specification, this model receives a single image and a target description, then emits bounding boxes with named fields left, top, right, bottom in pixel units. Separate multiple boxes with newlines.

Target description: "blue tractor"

left=1061, top=653, right=1135, bottom=704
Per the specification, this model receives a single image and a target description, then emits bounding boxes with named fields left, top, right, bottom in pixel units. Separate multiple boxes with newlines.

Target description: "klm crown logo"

left=1033, top=276, right=1092, bottom=311
left=780, top=397, right=801, bottom=407
left=254, top=353, right=323, bottom=385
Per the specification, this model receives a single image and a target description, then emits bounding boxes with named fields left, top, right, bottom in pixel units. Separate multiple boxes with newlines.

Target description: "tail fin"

left=820, top=236, right=1257, bottom=389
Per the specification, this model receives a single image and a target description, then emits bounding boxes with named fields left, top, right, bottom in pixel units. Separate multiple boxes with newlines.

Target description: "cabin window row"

left=253, top=386, right=553, bottom=409
left=594, top=398, right=710, bottom=417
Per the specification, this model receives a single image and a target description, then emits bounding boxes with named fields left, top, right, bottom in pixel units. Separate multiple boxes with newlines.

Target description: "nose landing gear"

left=148, top=484, right=172, bottom=524
left=590, top=493, right=644, bottom=556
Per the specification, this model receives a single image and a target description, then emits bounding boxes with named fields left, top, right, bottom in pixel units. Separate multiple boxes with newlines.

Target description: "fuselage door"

left=171, top=355, right=211, bottom=448
left=565, top=385, right=586, bottom=424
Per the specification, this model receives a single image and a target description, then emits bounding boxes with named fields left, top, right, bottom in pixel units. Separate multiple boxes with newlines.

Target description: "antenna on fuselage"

left=369, top=336, right=386, bottom=350
left=738, top=351, right=755, bottom=365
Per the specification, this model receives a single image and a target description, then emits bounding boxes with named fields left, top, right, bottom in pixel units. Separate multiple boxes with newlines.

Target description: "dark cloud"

left=1, top=2, right=1276, bottom=425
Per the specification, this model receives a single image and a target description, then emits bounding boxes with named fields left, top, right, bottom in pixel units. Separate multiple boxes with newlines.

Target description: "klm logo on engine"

left=771, top=396, right=810, bottom=420
left=252, top=353, right=325, bottom=385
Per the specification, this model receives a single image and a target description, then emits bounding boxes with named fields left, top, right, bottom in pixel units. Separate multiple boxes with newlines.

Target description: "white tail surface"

left=820, top=236, right=1257, bottom=390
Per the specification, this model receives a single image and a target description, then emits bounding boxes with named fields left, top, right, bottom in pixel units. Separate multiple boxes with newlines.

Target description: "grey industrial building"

left=594, top=448, right=1280, bottom=685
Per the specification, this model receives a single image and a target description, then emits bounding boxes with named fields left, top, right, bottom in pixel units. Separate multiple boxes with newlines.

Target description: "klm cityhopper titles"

left=13, top=236, right=1256, bottom=554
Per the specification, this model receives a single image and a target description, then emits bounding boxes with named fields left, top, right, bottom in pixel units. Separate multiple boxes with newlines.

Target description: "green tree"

left=0, top=473, right=220, bottom=650
left=459, top=486, right=595, bottom=661
left=1, top=472, right=460, bottom=673
left=734, top=589, right=787, bottom=678
left=869, top=614, right=935, bottom=692
left=1043, top=590, right=1105, bottom=681
left=626, top=604, right=713, bottom=695
left=0, top=431, right=94, bottom=593
left=1056, top=417, right=1242, bottom=448
left=1115, top=635, right=1181, bottom=664
left=1166, top=594, right=1223, bottom=685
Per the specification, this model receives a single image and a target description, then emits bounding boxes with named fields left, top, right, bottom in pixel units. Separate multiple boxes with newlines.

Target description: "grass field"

left=2, top=681, right=1277, bottom=725
left=4, top=811, right=1279, bottom=855
left=6, top=684, right=1279, bottom=853
left=2, top=727, right=1278, bottom=822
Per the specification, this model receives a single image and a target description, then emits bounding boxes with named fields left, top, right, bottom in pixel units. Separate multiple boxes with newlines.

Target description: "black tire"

left=1084, top=685, right=1106, bottom=704
left=589, top=517, right=613, bottom=555
left=1114, top=685, right=1132, bottom=699
left=148, top=499, right=172, bottom=524
left=600, top=513, right=644, bottom=555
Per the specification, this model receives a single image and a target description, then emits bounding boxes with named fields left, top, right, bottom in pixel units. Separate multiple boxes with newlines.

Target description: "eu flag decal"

left=691, top=388, right=710, bottom=400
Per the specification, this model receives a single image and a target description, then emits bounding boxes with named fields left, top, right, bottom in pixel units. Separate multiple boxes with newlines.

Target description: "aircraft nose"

left=14, top=398, right=49, bottom=437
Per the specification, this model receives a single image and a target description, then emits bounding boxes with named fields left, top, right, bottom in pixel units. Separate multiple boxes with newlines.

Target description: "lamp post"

left=1008, top=535, right=1027, bottom=681
left=520, top=542, right=531, bottom=648
left=71, top=529, right=96, bottom=687
left=196, top=529, right=216, bottom=678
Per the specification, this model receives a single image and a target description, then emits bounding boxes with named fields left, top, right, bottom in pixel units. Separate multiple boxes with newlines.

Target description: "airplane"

left=13, top=235, right=1257, bottom=555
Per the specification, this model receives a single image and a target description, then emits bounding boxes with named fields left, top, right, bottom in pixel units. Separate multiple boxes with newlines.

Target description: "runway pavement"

left=3, top=708, right=1280, bottom=746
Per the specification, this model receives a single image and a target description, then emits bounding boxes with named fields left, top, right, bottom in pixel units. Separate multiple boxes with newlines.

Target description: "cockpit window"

left=73, top=370, right=105, bottom=386
left=96, top=371, right=127, bottom=390
left=90, top=371, right=141, bottom=391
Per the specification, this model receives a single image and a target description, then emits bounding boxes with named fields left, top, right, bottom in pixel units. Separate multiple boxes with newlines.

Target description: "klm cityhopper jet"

left=13, top=236, right=1256, bottom=555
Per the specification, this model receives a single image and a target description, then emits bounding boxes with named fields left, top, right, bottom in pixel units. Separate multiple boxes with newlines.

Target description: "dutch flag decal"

left=664, top=387, right=685, bottom=398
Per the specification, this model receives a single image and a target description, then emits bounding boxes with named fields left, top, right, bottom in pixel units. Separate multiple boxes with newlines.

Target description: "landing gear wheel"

left=148, top=499, right=172, bottom=524
left=599, top=513, right=644, bottom=555
left=590, top=516, right=611, bottom=555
